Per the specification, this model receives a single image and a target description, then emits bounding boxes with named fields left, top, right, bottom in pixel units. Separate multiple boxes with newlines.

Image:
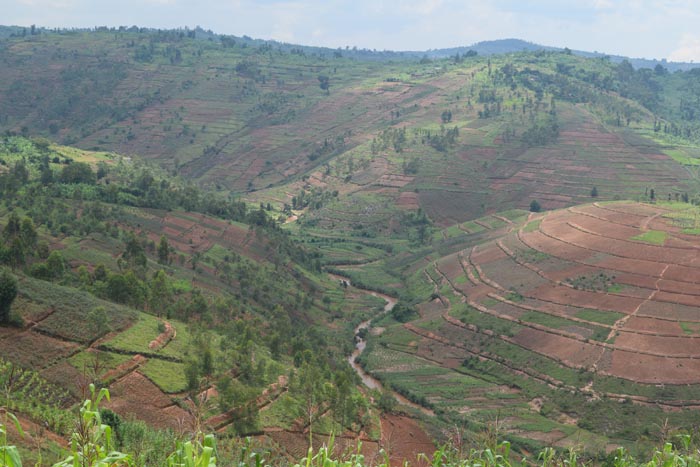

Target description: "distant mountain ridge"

left=422, top=38, right=697, bottom=72
left=0, top=25, right=696, bottom=71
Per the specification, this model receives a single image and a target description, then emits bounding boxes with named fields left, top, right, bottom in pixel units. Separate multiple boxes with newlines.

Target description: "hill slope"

left=2, top=29, right=700, bottom=217
left=357, top=200, right=700, bottom=450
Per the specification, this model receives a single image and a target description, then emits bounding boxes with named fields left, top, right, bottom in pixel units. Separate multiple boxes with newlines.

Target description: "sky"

left=3, top=0, right=700, bottom=62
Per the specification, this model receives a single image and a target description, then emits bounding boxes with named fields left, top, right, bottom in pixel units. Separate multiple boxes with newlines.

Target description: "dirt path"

left=148, top=320, right=176, bottom=351
left=23, top=306, right=57, bottom=330
left=640, top=211, right=665, bottom=231
left=595, top=263, right=671, bottom=369
left=101, top=354, right=147, bottom=383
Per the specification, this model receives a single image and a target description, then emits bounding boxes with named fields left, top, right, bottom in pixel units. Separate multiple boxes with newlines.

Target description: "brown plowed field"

left=511, top=327, right=604, bottom=368
left=459, top=201, right=700, bottom=385
left=105, top=371, right=191, bottom=430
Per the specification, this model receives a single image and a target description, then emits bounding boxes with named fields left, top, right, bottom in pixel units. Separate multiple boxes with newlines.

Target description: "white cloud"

left=400, top=0, right=443, bottom=15
left=669, top=34, right=700, bottom=62
left=590, top=0, right=613, bottom=9
left=17, top=0, right=75, bottom=7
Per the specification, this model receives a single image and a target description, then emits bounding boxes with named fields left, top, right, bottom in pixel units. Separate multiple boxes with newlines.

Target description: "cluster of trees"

left=307, top=134, right=346, bottom=162
left=289, top=187, right=338, bottom=211
left=422, top=126, right=460, bottom=152
left=370, top=127, right=407, bottom=153
left=521, top=114, right=559, bottom=147
left=1, top=137, right=323, bottom=267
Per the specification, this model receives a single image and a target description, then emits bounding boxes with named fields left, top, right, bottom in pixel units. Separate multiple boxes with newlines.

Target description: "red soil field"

left=511, top=327, right=604, bottom=368
left=462, top=202, right=700, bottom=384
left=105, top=371, right=191, bottom=430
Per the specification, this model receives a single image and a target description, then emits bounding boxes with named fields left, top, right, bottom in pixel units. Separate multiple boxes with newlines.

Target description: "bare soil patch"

left=105, top=371, right=190, bottom=430
left=381, top=414, right=435, bottom=467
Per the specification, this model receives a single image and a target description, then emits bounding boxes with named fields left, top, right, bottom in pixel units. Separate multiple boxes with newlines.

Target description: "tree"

left=2, top=213, right=21, bottom=242
left=377, top=390, right=397, bottom=413
left=1, top=214, right=38, bottom=269
left=190, top=251, right=202, bottom=271
left=106, top=274, right=131, bottom=304
left=93, top=263, right=108, bottom=282
left=88, top=306, right=110, bottom=336
left=5, top=238, right=26, bottom=270
left=123, top=232, right=147, bottom=270
left=391, top=302, right=418, bottom=323
left=590, top=186, right=598, bottom=198
left=0, top=270, right=18, bottom=323
left=157, top=235, right=170, bottom=264
left=149, top=270, right=172, bottom=316
left=217, top=376, right=235, bottom=412
left=185, top=360, right=200, bottom=393
left=60, top=161, right=96, bottom=184
left=104, top=271, right=147, bottom=307
left=318, top=75, right=330, bottom=94
left=184, top=288, right=208, bottom=319
left=529, top=199, right=541, bottom=212
left=290, top=361, right=331, bottom=442
left=19, top=217, right=37, bottom=250
left=46, top=250, right=66, bottom=279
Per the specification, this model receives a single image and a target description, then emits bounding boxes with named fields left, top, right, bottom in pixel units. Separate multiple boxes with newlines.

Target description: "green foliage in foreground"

left=4, top=387, right=700, bottom=467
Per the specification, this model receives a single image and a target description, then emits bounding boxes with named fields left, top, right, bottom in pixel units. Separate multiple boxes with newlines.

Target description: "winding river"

left=330, top=274, right=434, bottom=416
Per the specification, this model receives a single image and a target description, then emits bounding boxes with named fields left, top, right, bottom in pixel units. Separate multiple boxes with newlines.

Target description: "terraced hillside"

left=2, top=30, right=700, bottom=229
left=0, top=136, right=428, bottom=464
left=360, top=201, right=700, bottom=449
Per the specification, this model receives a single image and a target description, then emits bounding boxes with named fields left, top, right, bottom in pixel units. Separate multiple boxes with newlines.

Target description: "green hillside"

left=4, top=28, right=700, bottom=464
left=0, top=136, right=393, bottom=464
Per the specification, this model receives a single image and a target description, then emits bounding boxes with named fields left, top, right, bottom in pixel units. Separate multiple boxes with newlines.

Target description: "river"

left=330, top=274, right=435, bottom=416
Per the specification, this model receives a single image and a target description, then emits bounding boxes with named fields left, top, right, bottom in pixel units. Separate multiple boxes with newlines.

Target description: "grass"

left=102, top=313, right=164, bottom=354
left=663, top=148, right=700, bottom=166
left=515, top=248, right=549, bottom=263
left=520, top=311, right=578, bottom=330
left=255, top=393, right=299, bottom=430
left=523, top=219, right=541, bottom=233
left=631, top=230, right=667, bottom=245
left=141, top=359, right=188, bottom=393
left=101, top=313, right=193, bottom=360
left=575, top=308, right=624, bottom=326
left=680, top=321, right=700, bottom=335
